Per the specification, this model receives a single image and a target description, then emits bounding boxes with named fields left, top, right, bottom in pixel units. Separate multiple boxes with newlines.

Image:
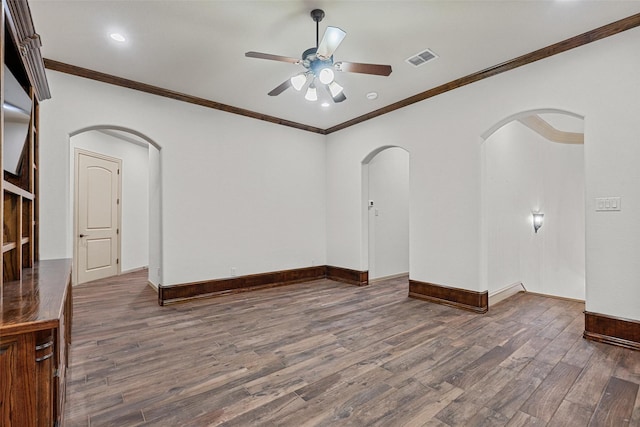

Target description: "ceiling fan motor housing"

left=302, top=47, right=334, bottom=72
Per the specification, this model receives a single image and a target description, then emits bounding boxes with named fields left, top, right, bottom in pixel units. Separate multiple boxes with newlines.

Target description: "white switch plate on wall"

left=595, top=197, right=621, bottom=211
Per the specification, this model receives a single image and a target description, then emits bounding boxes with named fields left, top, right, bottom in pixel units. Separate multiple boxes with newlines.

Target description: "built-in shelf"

left=1, top=1, right=56, bottom=425
left=3, top=242, right=17, bottom=253
left=3, top=180, right=35, bottom=199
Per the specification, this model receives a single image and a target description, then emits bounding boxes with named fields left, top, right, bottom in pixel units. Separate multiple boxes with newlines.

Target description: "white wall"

left=484, top=121, right=585, bottom=300
left=366, top=147, right=409, bottom=279
left=39, top=71, right=326, bottom=286
left=70, top=131, right=150, bottom=275
left=38, top=26, right=640, bottom=322
left=326, top=27, right=640, bottom=321
left=148, top=144, right=162, bottom=286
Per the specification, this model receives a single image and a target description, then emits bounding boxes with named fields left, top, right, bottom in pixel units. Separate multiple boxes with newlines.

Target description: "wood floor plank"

left=435, top=398, right=509, bottom=426
left=565, top=343, right=620, bottom=410
left=631, top=387, right=640, bottom=427
left=613, top=349, right=640, bottom=385
left=499, top=335, right=551, bottom=371
left=444, top=345, right=514, bottom=389
left=194, top=392, right=306, bottom=427
left=520, top=361, right=582, bottom=422
left=547, top=399, right=593, bottom=427
left=397, top=383, right=464, bottom=427
left=589, top=376, right=639, bottom=426
left=61, top=271, right=640, bottom=426
left=486, top=360, right=555, bottom=419
left=276, top=366, right=396, bottom=425
left=506, top=411, right=546, bottom=426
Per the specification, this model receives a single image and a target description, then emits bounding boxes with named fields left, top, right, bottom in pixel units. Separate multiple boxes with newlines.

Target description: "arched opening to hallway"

left=362, top=146, right=410, bottom=285
left=481, top=109, right=585, bottom=304
left=69, top=125, right=162, bottom=286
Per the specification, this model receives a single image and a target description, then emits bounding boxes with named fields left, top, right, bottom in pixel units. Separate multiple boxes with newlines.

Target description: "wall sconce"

left=532, top=212, right=544, bottom=233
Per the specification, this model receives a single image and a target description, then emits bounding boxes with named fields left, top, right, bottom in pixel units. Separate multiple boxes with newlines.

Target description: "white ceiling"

left=29, top=1, right=640, bottom=130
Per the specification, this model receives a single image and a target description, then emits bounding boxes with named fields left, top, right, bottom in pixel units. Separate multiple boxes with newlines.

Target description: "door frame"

left=73, top=148, right=122, bottom=285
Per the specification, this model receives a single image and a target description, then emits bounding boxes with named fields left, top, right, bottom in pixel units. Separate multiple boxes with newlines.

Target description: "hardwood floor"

left=64, top=271, right=640, bottom=426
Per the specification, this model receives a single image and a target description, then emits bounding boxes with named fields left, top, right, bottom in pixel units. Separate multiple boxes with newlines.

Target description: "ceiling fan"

left=245, top=9, right=392, bottom=103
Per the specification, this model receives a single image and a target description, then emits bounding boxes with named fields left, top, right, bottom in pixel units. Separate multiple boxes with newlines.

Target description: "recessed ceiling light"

left=321, top=102, right=330, bottom=107
left=366, top=92, right=378, bottom=100
left=110, top=33, right=126, bottom=42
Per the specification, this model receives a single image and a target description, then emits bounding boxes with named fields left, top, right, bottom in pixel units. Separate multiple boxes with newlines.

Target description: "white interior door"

left=75, top=149, right=121, bottom=284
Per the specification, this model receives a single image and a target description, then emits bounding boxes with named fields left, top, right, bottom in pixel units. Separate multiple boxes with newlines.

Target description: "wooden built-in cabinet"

left=0, top=1, right=71, bottom=426
left=1, top=260, right=73, bottom=426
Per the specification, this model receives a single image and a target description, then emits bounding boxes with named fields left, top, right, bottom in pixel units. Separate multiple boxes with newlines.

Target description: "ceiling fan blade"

left=245, top=51, right=300, bottom=64
left=268, top=79, right=292, bottom=96
left=336, top=61, right=392, bottom=76
left=316, top=26, right=346, bottom=60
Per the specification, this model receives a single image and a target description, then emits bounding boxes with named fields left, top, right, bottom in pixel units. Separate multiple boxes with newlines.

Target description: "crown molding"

left=324, top=12, right=640, bottom=134
left=43, top=59, right=326, bottom=135
left=5, top=0, right=50, bottom=100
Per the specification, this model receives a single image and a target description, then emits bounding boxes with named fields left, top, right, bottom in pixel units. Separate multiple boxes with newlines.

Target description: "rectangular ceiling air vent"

left=405, top=48, right=438, bottom=67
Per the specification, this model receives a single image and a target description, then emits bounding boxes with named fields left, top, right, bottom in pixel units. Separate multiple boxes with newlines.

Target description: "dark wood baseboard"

left=159, top=266, right=327, bottom=305
left=158, top=265, right=369, bottom=305
left=409, top=280, right=488, bottom=313
left=326, top=266, right=368, bottom=287
left=584, top=311, right=640, bottom=351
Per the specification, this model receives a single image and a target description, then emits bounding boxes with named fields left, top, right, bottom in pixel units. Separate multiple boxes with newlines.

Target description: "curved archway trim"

left=481, top=108, right=584, bottom=141
left=362, top=145, right=410, bottom=164
left=70, top=125, right=161, bottom=150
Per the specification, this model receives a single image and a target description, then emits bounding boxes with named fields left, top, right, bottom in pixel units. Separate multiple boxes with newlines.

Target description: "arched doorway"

left=481, top=109, right=585, bottom=303
left=362, top=146, right=410, bottom=282
left=69, top=126, right=162, bottom=287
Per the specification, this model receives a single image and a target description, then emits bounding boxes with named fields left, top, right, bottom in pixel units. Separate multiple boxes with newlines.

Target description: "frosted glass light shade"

left=328, top=81, right=343, bottom=97
left=305, top=85, right=318, bottom=101
left=318, top=68, right=334, bottom=85
left=290, top=74, right=306, bottom=91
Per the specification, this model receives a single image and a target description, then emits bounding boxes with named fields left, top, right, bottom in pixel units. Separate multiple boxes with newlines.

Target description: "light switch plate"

left=595, top=197, right=621, bottom=211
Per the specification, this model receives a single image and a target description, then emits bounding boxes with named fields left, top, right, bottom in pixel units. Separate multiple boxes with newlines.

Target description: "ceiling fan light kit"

left=318, top=67, right=335, bottom=85
left=328, top=81, right=344, bottom=97
left=290, top=73, right=307, bottom=91
left=245, top=8, right=392, bottom=104
left=305, top=84, right=318, bottom=101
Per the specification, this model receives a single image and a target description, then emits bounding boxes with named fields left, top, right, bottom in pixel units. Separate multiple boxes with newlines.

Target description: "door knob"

left=79, top=234, right=88, bottom=238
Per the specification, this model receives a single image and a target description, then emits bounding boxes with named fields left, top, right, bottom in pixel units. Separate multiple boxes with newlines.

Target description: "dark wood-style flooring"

left=64, top=271, right=640, bottom=426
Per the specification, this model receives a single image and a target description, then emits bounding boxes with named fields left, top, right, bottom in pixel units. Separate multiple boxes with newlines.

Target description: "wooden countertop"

left=0, top=259, right=72, bottom=336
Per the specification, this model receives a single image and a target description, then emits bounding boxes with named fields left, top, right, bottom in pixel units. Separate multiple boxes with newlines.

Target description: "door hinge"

left=117, top=228, right=119, bottom=235
left=53, top=368, right=59, bottom=378
left=117, top=198, right=120, bottom=205
left=118, top=169, right=120, bottom=175
left=117, top=258, right=119, bottom=265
